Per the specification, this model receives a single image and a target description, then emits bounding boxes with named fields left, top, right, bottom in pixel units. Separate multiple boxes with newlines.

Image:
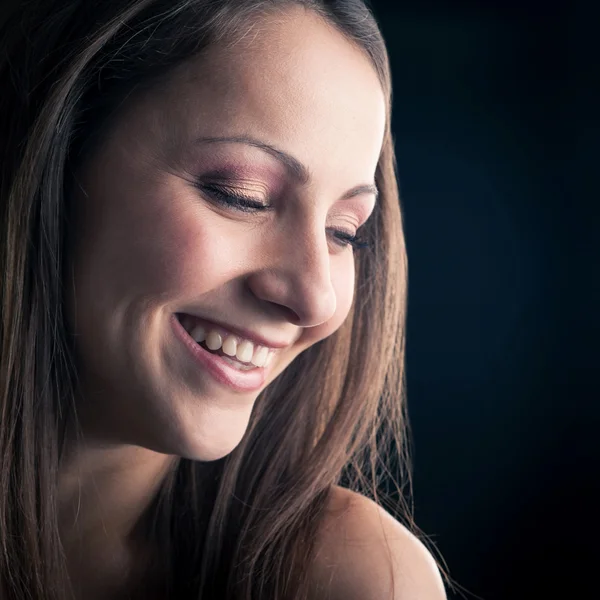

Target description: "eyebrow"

left=194, top=135, right=379, bottom=201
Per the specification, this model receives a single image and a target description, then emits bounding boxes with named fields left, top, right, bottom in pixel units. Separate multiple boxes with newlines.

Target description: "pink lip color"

left=171, top=314, right=268, bottom=393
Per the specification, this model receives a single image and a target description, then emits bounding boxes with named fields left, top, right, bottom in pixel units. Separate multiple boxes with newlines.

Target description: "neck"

left=58, top=434, right=177, bottom=599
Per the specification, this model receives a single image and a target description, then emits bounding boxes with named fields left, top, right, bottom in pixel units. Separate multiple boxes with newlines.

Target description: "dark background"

left=368, top=1, right=597, bottom=599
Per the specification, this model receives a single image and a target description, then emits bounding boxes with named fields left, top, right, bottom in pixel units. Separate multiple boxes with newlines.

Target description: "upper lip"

left=178, top=313, right=294, bottom=349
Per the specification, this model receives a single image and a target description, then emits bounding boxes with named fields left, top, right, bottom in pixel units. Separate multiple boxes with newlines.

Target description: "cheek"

left=78, top=178, right=239, bottom=307
left=154, top=200, right=258, bottom=299
left=135, top=203, right=222, bottom=296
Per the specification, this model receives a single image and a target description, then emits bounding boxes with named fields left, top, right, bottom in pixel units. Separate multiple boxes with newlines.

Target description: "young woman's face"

left=67, top=7, right=385, bottom=461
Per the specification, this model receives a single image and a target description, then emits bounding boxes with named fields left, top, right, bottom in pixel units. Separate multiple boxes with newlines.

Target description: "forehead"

left=137, top=6, right=386, bottom=188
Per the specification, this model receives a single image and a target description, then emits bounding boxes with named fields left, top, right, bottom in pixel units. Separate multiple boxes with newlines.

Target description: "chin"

left=141, top=396, right=255, bottom=463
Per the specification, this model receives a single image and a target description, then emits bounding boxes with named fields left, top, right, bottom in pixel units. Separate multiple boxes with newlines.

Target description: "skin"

left=59, top=5, right=385, bottom=598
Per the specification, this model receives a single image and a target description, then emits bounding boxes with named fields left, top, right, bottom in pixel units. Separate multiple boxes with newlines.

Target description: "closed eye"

left=198, top=183, right=370, bottom=250
left=328, top=228, right=370, bottom=250
left=198, top=183, right=269, bottom=212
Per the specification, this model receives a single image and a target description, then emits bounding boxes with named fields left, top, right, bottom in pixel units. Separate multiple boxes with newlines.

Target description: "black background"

left=368, top=1, right=597, bottom=598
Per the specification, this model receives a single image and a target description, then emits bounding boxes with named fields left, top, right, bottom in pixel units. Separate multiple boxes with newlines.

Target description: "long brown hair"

left=0, top=1, right=420, bottom=598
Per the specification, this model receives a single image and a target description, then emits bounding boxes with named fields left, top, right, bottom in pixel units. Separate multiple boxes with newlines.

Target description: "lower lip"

left=170, top=314, right=268, bottom=393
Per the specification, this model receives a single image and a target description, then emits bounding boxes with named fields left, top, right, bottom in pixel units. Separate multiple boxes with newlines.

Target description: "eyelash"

left=199, top=184, right=371, bottom=250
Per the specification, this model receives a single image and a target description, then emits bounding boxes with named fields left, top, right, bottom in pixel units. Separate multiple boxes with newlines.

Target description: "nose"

left=246, top=224, right=337, bottom=328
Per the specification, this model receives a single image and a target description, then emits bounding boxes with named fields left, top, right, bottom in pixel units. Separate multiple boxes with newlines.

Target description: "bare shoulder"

left=308, top=485, right=447, bottom=600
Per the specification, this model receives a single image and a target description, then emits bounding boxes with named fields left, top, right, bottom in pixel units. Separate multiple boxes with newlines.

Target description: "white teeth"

left=221, top=335, right=237, bottom=357
left=205, top=331, right=222, bottom=351
left=236, top=339, right=254, bottom=363
left=190, top=325, right=206, bottom=343
left=251, top=346, right=269, bottom=367
left=182, top=316, right=276, bottom=368
left=264, top=351, right=274, bottom=367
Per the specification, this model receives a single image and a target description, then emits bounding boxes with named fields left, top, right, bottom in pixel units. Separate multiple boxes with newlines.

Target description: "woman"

left=0, top=0, right=447, bottom=598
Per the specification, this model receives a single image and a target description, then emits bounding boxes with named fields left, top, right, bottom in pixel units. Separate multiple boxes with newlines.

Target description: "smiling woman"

left=0, top=1, right=446, bottom=599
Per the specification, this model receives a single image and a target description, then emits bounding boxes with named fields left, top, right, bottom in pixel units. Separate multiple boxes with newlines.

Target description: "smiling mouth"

left=171, top=313, right=271, bottom=393
left=175, top=313, right=271, bottom=372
